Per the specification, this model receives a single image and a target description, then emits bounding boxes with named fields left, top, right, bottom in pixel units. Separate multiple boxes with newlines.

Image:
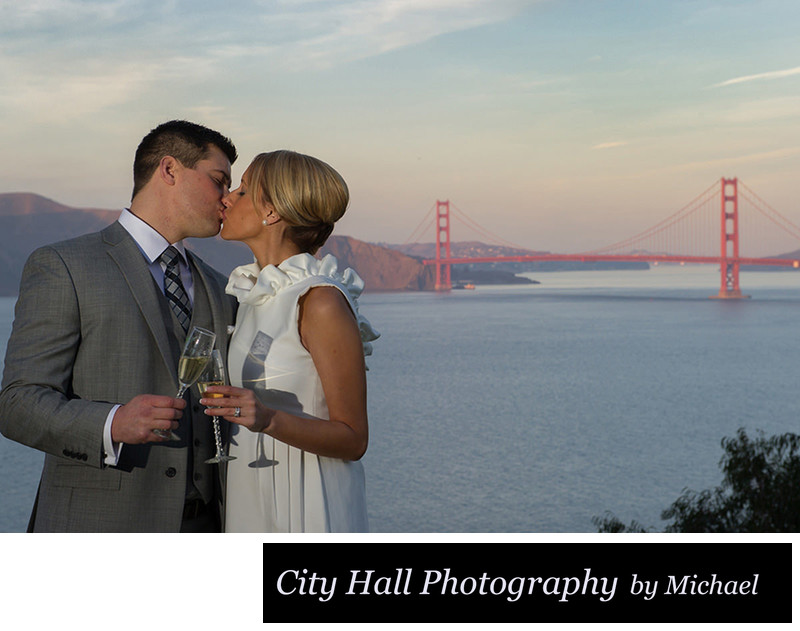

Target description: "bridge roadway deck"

left=422, top=254, right=800, bottom=267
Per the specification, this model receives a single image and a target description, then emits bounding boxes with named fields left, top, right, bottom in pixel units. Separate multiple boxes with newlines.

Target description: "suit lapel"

left=103, top=222, right=178, bottom=388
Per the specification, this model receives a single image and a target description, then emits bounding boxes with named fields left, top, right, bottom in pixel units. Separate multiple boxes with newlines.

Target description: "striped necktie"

left=160, top=246, right=192, bottom=334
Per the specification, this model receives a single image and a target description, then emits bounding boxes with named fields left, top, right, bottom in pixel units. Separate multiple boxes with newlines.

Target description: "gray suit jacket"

left=0, top=221, right=237, bottom=531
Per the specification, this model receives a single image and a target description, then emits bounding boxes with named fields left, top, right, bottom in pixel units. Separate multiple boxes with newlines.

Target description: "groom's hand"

left=111, top=394, right=186, bottom=444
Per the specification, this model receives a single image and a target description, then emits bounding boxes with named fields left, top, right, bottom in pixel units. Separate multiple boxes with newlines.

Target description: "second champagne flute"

left=197, top=349, right=236, bottom=463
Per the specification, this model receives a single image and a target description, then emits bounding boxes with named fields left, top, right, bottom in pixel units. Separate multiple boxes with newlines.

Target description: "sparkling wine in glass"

left=154, top=326, right=216, bottom=441
left=197, top=349, right=235, bottom=463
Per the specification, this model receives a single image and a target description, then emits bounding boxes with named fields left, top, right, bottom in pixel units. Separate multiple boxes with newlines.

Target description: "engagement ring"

left=234, top=407, right=241, bottom=418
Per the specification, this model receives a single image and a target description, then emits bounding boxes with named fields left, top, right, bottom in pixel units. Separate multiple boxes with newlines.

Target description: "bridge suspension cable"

left=403, top=200, right=536, bottom=251
left=739, top=181, right=800, bottom=241
left=581, top=180, right=720, bottom=256
left=402, top=202, right=436, bottom=245
left=448, top=201, right=533, bottom=251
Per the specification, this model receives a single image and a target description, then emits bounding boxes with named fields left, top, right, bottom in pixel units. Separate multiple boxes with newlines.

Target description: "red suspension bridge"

left=408, top=178, right=800, bottom=298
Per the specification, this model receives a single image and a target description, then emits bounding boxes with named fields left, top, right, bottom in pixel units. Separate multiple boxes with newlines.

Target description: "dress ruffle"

left=226, top=253, right=380, bottom=358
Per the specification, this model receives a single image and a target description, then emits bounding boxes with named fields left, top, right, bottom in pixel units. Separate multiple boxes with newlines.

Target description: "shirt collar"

left=118, top=208, right=188, bottom=264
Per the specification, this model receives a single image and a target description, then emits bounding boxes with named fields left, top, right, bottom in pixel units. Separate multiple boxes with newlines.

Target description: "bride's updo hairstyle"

left=249, top=150, right=349, bottom=254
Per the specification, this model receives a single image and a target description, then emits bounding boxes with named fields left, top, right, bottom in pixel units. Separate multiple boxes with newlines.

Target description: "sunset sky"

left=2, top=0, right=800, bottom=253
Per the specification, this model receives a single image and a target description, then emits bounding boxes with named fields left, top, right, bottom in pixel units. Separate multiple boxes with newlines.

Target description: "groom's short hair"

left=131, top=120, right=237, bottom=200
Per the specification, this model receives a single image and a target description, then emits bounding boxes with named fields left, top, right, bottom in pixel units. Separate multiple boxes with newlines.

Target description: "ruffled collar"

left=226, top=253, right=379, bottom=357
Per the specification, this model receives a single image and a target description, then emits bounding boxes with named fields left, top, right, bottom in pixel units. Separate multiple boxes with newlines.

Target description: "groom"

left=0, top=120, right=238, bottom=532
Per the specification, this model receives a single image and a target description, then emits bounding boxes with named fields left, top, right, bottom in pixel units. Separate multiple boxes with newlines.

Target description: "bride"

left=201, top=150, right=379, bottom=532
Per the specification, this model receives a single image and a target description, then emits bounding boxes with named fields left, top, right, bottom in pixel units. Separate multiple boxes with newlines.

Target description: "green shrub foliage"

left=594, top=429, right=800, bottom=533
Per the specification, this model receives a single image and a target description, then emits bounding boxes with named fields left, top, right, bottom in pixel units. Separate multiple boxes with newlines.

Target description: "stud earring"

left=262, top=219, right=268, bottom=226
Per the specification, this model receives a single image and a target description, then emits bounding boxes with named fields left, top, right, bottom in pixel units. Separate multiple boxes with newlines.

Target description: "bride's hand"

left=200, top=385, right=276, bottom=433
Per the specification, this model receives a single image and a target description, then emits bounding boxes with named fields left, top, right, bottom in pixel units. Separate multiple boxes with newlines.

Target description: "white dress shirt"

left=103, top=209, right=193, bottom=465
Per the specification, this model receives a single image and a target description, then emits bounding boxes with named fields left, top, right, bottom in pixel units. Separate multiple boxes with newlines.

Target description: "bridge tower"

left=435, top=200, right=452, bottom=291
left=713, top=177, right=749, bottom=299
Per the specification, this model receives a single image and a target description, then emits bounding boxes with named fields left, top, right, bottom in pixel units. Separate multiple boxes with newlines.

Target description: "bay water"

left=2, top=265, right=799, bottom=532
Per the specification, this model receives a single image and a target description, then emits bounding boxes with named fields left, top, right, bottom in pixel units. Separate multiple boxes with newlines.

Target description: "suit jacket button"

left=194, top=439, right=201, bottom=447
left=165, top=467, right=177, bottom=478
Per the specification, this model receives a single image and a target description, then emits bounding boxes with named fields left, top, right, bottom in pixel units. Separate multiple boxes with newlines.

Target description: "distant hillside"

left=0, top=193, right=435, bottom=295
left=0, top=193, right=120, bottom=295
left=320, top=235, right=435, bottom=291
left=389, top=241, right=547, bottom=259
left=383, top=241, right=650, bottom=271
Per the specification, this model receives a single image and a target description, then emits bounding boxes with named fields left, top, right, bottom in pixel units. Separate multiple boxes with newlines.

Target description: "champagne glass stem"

left=212, top=417, right=224, bottom=458
left=204, top=414, right=235, bottom=463
left=153, top=384, right=189, bottom=441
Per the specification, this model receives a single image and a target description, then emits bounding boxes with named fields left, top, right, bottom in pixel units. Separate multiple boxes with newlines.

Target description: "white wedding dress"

left=223, top=253, right=379, bottom=532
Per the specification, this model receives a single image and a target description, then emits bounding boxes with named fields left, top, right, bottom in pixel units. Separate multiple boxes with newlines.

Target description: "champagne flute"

left=154, top=326, right=216, bottom=441
left=197, top=349, right=236, bottom=464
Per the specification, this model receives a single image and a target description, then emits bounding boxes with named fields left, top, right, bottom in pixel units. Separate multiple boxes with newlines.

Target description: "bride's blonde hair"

left=248, top=150, right=349, bottom=254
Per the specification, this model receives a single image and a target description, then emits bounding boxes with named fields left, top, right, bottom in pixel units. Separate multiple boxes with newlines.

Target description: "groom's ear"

left=158, top=155, right=181, bottom=186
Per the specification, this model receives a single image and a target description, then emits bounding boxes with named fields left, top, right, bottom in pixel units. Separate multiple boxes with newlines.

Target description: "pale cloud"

left=0, top=0, right=136, bottom=31
left=0, top=56, right=213, bottom=123
left=712, top=66, right=800, bottom=88
left=592, top=141, right=628, bottom=150
left=0, top=0, right=537, bottom=122
left=200, top=0, right=537, bottom=70
left=251, top=0, right=538, bottom=70
left=661, top=147, right=800, bottom=175
left=720, top=97, right=800, bottom=124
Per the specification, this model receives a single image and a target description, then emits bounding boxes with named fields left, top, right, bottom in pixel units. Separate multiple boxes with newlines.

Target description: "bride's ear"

left=262, top=206, right=281, bottom=226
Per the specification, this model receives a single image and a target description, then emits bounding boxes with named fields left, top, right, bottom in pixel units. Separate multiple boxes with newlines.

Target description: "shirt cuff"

left=103, top=404, right=123, bottom=466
